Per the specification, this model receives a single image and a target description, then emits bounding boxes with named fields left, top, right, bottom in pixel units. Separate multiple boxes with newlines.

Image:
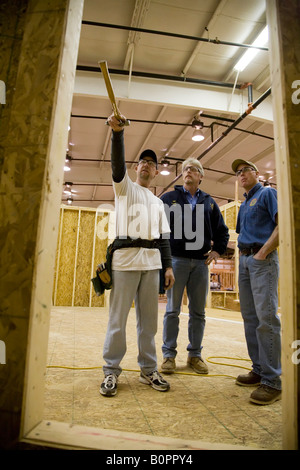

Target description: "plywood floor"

left=44, top=304, right=282, bottom=450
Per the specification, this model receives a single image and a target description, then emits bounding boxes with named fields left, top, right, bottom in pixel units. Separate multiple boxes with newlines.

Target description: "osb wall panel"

left=53, top=207, right=110, bottom=307
left=211, top=292, right=225, bottom=308
left=224, top=292, right=240, bottom=312
left=225, top=206, right=237, bottom=231
left=74, top=210, right=95, bottom=306
left=0, top=0, right=84, bottom=446
left=220, top=201, right=240, bottom=231
left=91, top=213, right=110, bottom=307
left=55, top=209, right=79, bottom=306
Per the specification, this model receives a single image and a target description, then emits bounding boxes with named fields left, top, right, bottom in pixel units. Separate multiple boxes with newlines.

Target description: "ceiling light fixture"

left=64, top=155, right=72, bottom=172
left=64, top=182, right=73, bottom=195
left=233, top=25, right=269, bottom=72
left=192, top=129, right=205, bottom=142
left=67, top=196, right=73, bottom=205
left=160, top=158, right=170, bottom=175
left=191, top=118, right=205, bottom=142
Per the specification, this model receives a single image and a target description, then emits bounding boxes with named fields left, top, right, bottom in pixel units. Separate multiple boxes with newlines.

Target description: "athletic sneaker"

left=100, top=374, right=118, bottom=397
left=139, top=370, right=170, bottom=392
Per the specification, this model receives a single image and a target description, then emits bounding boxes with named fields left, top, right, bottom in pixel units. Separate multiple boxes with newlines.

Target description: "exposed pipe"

left=77, top=65, right=242, bottom=89
left=64, top=159, right=233, bottom=177
left=210, top=121, right=274, bottom=142
left=157, top=87, right=272, bottom=196
left=70, top=114, right=274, bottom=141
left=71, top=114, right=195, bottom=126
left=248, top=84, right=253, bottom=104
left=81, top=21, right=269, bottom=52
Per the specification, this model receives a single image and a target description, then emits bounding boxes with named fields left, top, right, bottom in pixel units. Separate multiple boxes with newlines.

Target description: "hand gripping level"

left=98, top=60, right=130, bottom=127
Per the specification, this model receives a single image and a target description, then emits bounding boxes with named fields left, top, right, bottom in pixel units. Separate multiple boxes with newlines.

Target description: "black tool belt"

left=239, top=246, right=262, bottom=256
left=113, top=236, right=160, bottom=250
left=91, top=237, right=160, bottom=296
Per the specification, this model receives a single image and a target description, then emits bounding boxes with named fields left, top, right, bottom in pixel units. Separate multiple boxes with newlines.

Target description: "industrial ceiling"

left=63, top=0, right=275, bottom=211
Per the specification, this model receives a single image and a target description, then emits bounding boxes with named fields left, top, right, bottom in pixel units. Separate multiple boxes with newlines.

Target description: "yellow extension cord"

left=47, top=356, right=252, bottom=380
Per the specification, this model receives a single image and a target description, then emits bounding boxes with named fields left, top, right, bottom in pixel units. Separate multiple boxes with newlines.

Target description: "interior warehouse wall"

left=53, top=206, right=111, bottom=308
left=54, top=202, right=241, bottom=311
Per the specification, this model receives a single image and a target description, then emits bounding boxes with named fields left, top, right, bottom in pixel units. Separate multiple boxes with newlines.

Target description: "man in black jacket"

left=160, top=158, right=229, bottom=374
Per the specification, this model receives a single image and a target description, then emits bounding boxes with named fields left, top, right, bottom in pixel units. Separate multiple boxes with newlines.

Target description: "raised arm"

left=106, top=114, right=127, bottom=183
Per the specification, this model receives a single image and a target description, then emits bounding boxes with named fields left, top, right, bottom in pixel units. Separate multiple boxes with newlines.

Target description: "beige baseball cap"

left=232, top=159, right=258, bottom=173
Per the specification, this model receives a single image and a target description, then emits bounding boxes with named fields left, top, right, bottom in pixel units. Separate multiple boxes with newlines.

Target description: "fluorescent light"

left=234, top=26, right=268, bottom=72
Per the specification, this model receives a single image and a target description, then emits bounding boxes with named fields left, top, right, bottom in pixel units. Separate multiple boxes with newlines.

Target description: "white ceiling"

left=63, top=0, right=275, bottom=210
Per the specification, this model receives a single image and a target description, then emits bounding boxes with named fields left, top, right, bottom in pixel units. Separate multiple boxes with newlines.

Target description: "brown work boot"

left=236, top=371, right=261, bottom=387
left=161, top=357, right=176, bottom=374
left=187, top=356, right=208, bottom=374
left=250, top=384, right=281, bottom=405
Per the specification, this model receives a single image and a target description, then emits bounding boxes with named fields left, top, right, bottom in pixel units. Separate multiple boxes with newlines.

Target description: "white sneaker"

left=100, top=374, right=118, bottom=396
left=139, top=370, right=170, bottom=392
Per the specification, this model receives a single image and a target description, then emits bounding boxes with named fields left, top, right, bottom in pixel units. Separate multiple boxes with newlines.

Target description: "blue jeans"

left=239, top=251, right=281, bottom=389
left=162, top=257, right=208, bottom=358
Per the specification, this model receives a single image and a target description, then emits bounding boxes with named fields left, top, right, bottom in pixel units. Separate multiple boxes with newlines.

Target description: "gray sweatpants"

left=103, top=269, right=160, bottom=376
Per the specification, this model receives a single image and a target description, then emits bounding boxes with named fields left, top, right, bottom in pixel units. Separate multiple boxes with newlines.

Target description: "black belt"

left=91, top=237, right=160, bottom=297
left=239, top=246, right=262, bottom=256
left=113, top=237, right=160, bottom=251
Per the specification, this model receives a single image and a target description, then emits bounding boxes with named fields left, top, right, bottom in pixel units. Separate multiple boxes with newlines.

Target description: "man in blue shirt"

left=232, top=159, right=281, bottom=405
left=160, top=158, right=229, bottom=375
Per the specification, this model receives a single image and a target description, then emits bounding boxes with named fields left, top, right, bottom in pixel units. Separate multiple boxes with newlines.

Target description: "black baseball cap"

left=139, top=149, right=158, bottom=166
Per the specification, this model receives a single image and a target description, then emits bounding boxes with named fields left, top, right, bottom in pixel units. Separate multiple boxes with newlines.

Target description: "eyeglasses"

left=139, top=159, right=156, bottom=167
left=183, top=166, right=201, bottom=173
left=235, top=166, right=256, bottom=177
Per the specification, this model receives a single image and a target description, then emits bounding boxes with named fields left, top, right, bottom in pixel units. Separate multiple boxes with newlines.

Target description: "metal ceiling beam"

left=74, top=69, right=273, bottom=122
